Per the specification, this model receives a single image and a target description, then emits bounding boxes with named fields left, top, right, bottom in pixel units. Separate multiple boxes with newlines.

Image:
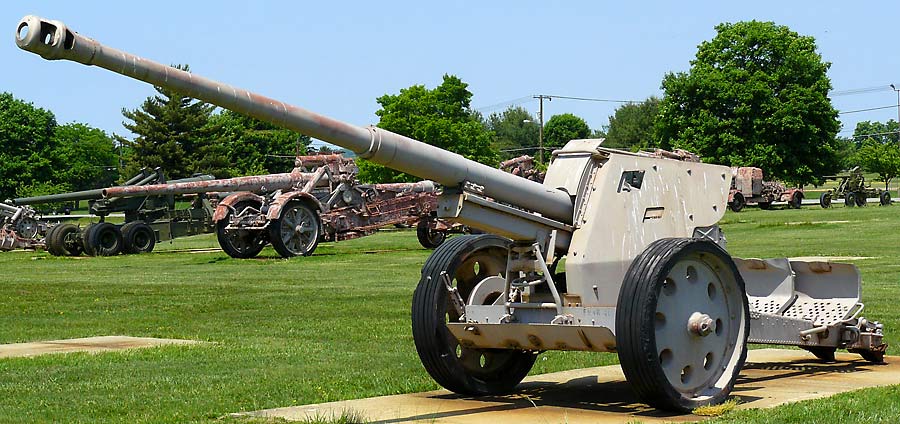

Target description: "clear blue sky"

left=4, top=1, right=898, bottom=146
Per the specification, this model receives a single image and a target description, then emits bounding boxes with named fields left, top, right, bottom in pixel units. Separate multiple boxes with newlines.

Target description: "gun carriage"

left=102, top=153, right=451, bottom=258
left=12, top=168, right=216, bottom=256
left=16, top=16, right=887, bottom=411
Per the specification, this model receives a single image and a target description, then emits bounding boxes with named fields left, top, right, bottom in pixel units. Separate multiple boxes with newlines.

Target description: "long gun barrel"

left=102, top=172, right=316, bottom=198
left=13, top=188, right=105, bottom=205
left=15, top=16, right=573, bottom=224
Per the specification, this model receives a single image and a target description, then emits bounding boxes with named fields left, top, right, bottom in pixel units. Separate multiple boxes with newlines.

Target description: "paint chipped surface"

left=0, top=336, right=202, bottom=359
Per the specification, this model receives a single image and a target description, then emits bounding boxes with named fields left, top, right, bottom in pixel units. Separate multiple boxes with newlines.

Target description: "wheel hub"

left=688, top=312, right=716, bottom=336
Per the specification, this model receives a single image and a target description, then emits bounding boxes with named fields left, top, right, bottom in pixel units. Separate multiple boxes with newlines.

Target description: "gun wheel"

left=47, top=223, right=83, bottom=256
left=819, top=192, right=832, bottom=208
left=217, top=200, right=266, bottom=259
left=412, top=234, right=536, bottom=395
left=122, top=222, right=156, bottom=254
left=728, top=193, right=745, bottom=212
left=416, top=218, right=447, bottom=249
left=616, top=238, right=749, bottom=412
left=83, top=222, right=123, bottom=256
left=880, top=191, right=891, bottom=206
left=845, top=192, right=856, bottom=207
left=789, top=192, right=803, bottom=209
left=269, top=200, right=320, bottom=258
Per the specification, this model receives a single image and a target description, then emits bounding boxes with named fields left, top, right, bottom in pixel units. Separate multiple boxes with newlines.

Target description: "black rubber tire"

left=83, top=222, right=123, bottom=256
left=880, top=191, right=891, bottom=206
left=856, top=192, right=867, bottom=207
left=268, top=200, right=320, bottom=258
left=819, top=192, right=832, bottom=208
left=45, top=224, right=64, bottom=256
left=845, top=192, right=856, bottom=207
left=758, top=201, right=772, bottom=210
left=121, top=221, right=156, bottom=254
left=416, top=218, right=447, bottom=249
left=615, top=238, right=749, bottom=412
left=216, top=200, right=266, bottom=259
left=50, top=223, right=84, bottom=256
left=729, top=193, right=745, bottom=213
left=789, top=192, right=803, bottom=209
left=412, top=234, right=537, bottom=395
left=802, top=346, right=836, bottom=362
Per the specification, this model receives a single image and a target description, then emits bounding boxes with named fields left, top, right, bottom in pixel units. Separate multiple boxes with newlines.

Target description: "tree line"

left=5, top=20, right=891, bottom=199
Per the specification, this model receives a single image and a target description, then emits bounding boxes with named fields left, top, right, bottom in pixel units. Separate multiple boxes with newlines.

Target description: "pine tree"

left=120, top=64, right=225, bottom=179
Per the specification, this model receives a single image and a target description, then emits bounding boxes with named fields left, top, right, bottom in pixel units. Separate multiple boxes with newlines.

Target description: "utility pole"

left=892, top=84, right=900, bottom=129
left=533, top=95, right=552, bottom=164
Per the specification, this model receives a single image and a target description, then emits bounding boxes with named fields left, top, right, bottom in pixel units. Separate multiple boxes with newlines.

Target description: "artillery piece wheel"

left=615, top=238, right=749, bottom=412
left=880, top=191, right=891, bottom=206
left=412, top=234, right=537, bottom=395
left=789, top=192, right=803, bottom=209
left=856, top=192, right=867, bottom=207
left=217, top=200, right=266, bottom=259
left=758, top=201, right=772, bottom=210
left=802, top=346, right=836, bottom=362
left=728, top=193, right=745, bottom=212
left=269, top=200, right=320, bottom=258
left=845, top=192, right=857, bottom=207
left=121, top=222, right=156, bottom=254
left=83, top=222, right=123, bottom=256
left=47, top=223, right=83, bottom=256
left=819, top=192, right=832, bottom=208
left=416, top=218, right=447, bottom=249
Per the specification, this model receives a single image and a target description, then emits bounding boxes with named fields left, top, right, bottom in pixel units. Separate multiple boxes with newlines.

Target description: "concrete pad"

left=788, top=256, right=875, bottom=262
left=240, top=349, right=900, bottom=423
left=0, top=335, right=201, bottom=359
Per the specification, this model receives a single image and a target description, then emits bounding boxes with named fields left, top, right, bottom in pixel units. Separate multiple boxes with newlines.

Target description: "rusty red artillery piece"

left=102, top=154, right=449, bottom=258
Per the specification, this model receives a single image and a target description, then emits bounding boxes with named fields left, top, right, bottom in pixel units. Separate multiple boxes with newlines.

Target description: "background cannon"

left=0, top=202, right=45, bottom=251
left=103, top=154, right=456, bottom=258
left=16, top=16, right=886, bottom=412
left=13, top=168, right=216, bottom=256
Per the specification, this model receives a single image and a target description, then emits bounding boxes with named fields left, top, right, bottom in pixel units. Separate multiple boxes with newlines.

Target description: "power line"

left=830, top=85, right=893, bottom=97
left=838, top=105, right=897, bottom=115
left=539, top=94, right=639, bottom=103
left=474, top=96, right=535, bottom=112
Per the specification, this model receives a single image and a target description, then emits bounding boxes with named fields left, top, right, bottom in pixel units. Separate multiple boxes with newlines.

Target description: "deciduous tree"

left=358, top=74, right=498, bottom=183
left=485, top=106, right=539, bottom=159
left=605, top=97, right=659, bottom=150
left=0, top=92, right=56, bottom=200
left=656, top=21, right=841, bottom=185
left=542, top=113, right=591, bottom=149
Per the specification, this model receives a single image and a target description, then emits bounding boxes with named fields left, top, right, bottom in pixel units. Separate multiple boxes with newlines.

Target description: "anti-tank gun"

left=17, top=16, right=887, bottom=411
left=100, top=154, right=451, bottom=258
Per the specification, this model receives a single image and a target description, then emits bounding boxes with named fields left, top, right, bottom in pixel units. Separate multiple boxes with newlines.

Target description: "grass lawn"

left=0, top=204, right=898, bottom=423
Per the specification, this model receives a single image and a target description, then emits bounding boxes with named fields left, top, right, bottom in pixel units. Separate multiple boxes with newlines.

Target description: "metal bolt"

left=688, top=312, right=716, bottom=337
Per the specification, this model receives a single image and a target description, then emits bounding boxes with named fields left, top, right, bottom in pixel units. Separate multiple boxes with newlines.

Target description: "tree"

left=357, top=74, right=498, bottom=183
left=120, top=64, right=225, bottom=179
left=853, top=120, right=900, bottom=189
left=485, top=106, right=539, bottom=159
left=655, top=21, right=841, bottom=185
left=542, top=113, right=591, bottom=149
left=210, top=110, right=309, bottom=176
left=50, top=123, right=118, bottom=191
left=0, top=92, right=56, bottom=200
left=605, top=97, right=660, bottom=150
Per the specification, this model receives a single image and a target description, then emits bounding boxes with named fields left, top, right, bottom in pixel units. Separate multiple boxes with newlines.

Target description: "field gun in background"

left=499, top=155, right=544, bottom=183
left=13, top=168, right=217, bottom=256
left=102, top=153, right=454, bottom=258
left=0, top=202, right=45, bottom=251
left=17, top=16, right=887, bottom=412
left=727, top=167, right=804, bottom=212
left=819, top=166, right=891, bottom=208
